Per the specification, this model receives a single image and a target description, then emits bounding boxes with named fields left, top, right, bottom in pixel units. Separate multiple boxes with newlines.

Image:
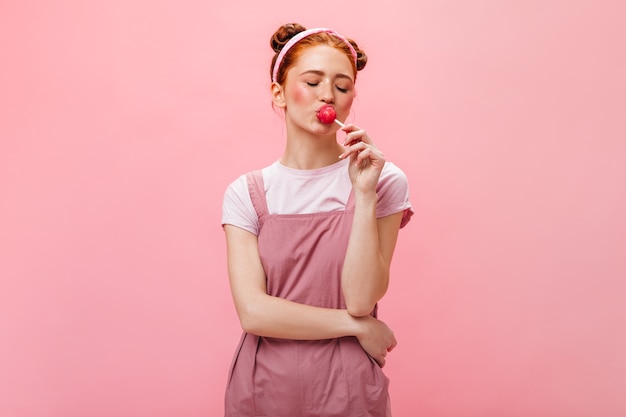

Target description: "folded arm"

left=341, top=200, right=403, bottom=317
left=224, top=224, right=397, bottom=365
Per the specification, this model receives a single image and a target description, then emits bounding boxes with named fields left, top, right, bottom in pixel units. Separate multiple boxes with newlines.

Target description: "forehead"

left=290, top=45, right=354, bottom=78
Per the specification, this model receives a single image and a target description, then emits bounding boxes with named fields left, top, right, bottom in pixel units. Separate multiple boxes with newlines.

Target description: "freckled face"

left=282, top=45, right=355, bottom=133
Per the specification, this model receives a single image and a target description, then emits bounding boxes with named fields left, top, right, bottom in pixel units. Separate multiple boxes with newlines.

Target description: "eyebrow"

left=299, top=70, right=354, bottom=82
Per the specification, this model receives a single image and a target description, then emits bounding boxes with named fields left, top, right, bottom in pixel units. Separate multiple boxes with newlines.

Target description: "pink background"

left=1, top=1, right=625, bottom=416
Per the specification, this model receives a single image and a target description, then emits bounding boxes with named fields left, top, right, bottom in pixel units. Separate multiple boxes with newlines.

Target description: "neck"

left=280, top=124, right=345, bottom=170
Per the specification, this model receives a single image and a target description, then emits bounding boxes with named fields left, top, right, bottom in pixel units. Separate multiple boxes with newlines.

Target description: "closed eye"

left=336, top=86, right=348, bottom=93
left=307, top=82, right=319, bottom=87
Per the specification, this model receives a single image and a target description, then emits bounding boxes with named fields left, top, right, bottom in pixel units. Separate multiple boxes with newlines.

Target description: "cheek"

left=290, top=84, right=309, bottom=104
left=337, top=94, right=354, bottom=111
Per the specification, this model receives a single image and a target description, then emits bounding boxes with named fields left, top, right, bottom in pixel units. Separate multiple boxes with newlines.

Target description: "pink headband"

left=271, top=27, right=358, bottom=83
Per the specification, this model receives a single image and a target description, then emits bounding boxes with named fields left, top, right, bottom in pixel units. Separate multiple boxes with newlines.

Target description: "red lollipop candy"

left=317, top=105, right=337, bottom=124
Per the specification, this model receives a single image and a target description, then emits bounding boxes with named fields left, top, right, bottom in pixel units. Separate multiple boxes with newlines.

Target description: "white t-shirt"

left=222, top=158, right=413, bottom=236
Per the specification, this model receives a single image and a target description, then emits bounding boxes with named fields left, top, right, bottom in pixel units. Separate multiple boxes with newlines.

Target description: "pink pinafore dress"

left=224, top=171, right=391, bottom=417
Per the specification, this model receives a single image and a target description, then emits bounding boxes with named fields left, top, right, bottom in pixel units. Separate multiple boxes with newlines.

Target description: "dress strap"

left=246, top=170, right=269, bottom=230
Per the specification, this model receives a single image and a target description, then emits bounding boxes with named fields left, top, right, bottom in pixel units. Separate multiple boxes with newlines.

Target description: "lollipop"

left=317, top=105, right=336, bottom=124
left=317, top=105, right=346, bottom=127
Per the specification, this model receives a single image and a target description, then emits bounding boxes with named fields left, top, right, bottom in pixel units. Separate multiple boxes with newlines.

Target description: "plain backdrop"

left=1, top=1, right=625, bottom=416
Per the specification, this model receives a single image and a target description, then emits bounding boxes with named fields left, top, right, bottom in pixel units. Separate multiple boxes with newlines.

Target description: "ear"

left=271, top=81, right=286, bottom=108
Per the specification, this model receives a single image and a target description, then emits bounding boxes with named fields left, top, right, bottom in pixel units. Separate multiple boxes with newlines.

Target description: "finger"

left=354, top=148, right=382, bottom=166
left=338, top=141, right=368, bottom=159
left=345, top=140, right=371, bottom=153
left=342, top=133, right=364, bottom=146
left=340, top=123, right=359, bottom=133
left=343, top=137, right=362, bottom=147
left=386, top=333, right=398, bottom=352
left=376, top=355, right=386, bottom=368
left=342, top=129, right=370, bottom=146
left=340, top=148, right=376, bottom=167
left=340, top=141, right=384, bottom=165
left=343, top=134, right=370, bottom=147
left=354, top=149, right=370, bottom=166
left=341, top=148, right=368, bottom=165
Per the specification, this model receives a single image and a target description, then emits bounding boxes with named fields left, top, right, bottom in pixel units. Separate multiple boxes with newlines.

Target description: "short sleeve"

left=375, top=162, right=414, bottom=228
left=221, top=174, right=259, bottom=235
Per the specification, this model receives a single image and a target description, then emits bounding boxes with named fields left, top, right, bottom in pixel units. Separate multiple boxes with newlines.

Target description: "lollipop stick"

left=334, top=119, right=346, bottom=128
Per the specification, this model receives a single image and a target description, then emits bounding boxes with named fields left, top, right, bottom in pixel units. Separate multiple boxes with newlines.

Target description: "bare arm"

left=339, top=124, right=404, bottom=316
left=224, top=224, right=397, bottom=366
left=342, top=207, right=403, bottom=317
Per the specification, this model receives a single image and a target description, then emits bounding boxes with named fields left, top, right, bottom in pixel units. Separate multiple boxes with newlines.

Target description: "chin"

left=312, top=125, right=336, bottom=135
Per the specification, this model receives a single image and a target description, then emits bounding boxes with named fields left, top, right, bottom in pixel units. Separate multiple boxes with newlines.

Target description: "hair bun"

left=270, top=23, right=307, bottom=53
left=346, top=38, right=368, bottom=71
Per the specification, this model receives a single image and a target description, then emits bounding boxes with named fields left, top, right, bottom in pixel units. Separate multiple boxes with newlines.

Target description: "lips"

left=317, top=105, right=336, bottom=124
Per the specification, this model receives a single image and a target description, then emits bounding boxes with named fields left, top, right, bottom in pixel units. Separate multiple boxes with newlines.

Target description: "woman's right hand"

left=354, top=315, right=397, bottom=367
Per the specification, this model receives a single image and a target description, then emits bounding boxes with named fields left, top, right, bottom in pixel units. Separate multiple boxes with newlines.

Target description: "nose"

left=319, top=81, right=334, bottom=104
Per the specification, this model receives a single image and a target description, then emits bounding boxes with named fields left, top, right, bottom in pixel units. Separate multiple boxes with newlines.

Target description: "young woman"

left=221, top=23, right=413, bottom=417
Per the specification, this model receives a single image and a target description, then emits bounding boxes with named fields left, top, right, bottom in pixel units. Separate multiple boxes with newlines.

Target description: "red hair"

left=270, top=23, right=367, bottom=85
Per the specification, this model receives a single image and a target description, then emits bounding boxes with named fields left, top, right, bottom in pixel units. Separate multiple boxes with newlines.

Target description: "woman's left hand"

left=338, top=124, right=385, bottom=193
